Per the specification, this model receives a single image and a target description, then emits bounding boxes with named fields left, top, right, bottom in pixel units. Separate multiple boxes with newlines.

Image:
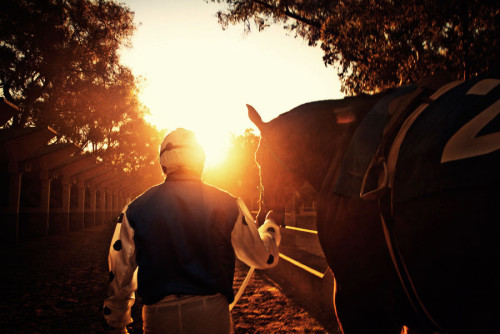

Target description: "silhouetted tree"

left=0, top=0, right=140, bottom=148
left=102, top=118, right=166, bottom=188
left=210, top=0, right=499, bottom=94
left=0, top=0, right=165, bottom=190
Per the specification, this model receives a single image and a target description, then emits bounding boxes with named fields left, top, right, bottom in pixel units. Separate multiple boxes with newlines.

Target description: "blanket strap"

left=360, top=73, right=462, bottom=331
left=359, top=85, right=433, bottom=200
left=360, top=73, right=458, bottom=201
left=379, top=194, right=444, bottom=332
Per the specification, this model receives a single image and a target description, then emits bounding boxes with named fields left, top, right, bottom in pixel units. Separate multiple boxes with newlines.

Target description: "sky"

left=119, top=0, right=344, bottom=165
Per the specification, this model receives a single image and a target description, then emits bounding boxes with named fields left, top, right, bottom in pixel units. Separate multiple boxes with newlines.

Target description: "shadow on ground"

left=0, top=223, right=329, bottom=333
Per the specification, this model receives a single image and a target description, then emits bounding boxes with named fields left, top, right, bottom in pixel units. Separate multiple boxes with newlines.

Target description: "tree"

left=0, top=0, right=140, bottom=148
left=210, top=0, right=499, bottom=94
left=0, top=0, right=165, bottom=190
left=204, top=129, right=261, bottom=209
left=102, top=117, right=166, bottom=188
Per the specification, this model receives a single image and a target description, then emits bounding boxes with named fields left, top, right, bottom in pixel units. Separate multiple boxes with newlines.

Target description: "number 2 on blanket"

left=441, top=99, right=500, bottom=163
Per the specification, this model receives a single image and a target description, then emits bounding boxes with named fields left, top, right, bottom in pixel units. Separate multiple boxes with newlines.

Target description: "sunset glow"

left=197, top=129, right=231, bottom=168
left=120, top=0, right=343, bottom=166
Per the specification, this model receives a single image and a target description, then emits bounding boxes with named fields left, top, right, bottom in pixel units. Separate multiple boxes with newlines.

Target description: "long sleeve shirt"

left=103, top=177, right=280, bottom=329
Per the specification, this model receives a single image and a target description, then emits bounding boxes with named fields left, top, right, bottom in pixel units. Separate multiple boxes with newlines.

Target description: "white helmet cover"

left=159, top=128, right=205, bottom=174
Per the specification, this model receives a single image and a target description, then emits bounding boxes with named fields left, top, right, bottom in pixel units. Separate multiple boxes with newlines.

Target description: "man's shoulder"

left=201, top=183, right=240, bottom=213
left=127, top=183, right=164, bottom=209
left=202, top=182, right=237, bottom=200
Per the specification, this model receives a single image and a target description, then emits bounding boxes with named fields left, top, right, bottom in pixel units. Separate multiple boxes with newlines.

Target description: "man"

left=103, top=128, right=281, bottom=334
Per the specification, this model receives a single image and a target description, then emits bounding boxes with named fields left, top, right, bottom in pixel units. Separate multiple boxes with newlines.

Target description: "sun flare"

left=121, top=0, right=343, bottom=174
left=142, top=95, right=234, bottom=169
left=196, top=129, right=231, bottom=168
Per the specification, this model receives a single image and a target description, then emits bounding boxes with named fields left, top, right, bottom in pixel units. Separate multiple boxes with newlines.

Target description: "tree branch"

left=249, top=0, right=322, bottom=29
left=2, top=80, right=14, bottom=103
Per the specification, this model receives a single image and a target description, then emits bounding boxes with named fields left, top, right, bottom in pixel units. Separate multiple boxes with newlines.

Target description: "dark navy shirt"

left=126, top=173, right=239, bottom=305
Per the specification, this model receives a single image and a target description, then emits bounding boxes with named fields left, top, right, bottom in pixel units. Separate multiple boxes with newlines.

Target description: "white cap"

left=159, top=128, right=205, bottom=174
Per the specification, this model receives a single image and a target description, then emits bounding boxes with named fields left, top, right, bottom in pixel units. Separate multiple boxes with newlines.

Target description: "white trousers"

left=142, top=294, right=233, bottom=334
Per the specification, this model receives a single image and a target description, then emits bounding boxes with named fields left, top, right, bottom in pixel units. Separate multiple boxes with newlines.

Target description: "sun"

left=195, top=129, right=231, bottom=168
left=141, top=98, right=233, bottom=169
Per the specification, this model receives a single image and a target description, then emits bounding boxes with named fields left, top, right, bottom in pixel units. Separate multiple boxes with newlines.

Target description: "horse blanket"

left=335, top=69, right=500, bottom=202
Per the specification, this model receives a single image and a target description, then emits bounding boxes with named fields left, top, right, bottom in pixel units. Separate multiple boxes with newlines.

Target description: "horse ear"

left=247, top=104, right=266, bottom=130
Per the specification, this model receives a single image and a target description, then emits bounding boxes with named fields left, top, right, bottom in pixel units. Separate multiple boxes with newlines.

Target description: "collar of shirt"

left=164, top=171, right=202, bottom=182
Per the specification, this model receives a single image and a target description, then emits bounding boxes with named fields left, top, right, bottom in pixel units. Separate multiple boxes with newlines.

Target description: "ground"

left=0, top=222, right=328, bottom=333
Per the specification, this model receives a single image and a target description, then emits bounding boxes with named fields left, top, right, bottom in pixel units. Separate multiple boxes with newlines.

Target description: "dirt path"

left=0, top=223, right=328, bottom=333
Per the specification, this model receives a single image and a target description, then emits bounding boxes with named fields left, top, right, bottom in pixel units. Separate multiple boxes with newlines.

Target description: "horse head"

left=247, top=98, right=373, bottom=226
left=247, top=104, right=305, bottom=226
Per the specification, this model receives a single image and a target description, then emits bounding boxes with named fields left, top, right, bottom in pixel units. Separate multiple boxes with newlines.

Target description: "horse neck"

left=301, top=118, right=357, bottom=193
left=277, top=95, right=383, bottom=193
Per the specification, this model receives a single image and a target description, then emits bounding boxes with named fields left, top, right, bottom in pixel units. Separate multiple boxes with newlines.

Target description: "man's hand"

left=103, top=321, right=129, bottom=334
left=266, top=210, right=285, bottom=228
left=108, top=326, right=129, bottom=334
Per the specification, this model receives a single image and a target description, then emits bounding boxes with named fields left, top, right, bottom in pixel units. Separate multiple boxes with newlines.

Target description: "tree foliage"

left=0, top=0, right=139, bottom=147
left=0, top=0, right=165, bottom=188
left=211, top=0, right=499, bottom=94
left=103, top=118, right=166, bottom=187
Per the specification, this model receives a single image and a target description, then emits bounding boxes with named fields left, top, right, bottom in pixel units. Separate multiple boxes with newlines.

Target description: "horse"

left=247, top=69, right=500, bottom=334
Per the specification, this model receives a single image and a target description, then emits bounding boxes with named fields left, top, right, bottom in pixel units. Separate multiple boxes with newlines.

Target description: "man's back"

left=104, top=128, right=280, bottom=333
left=126, top=174, right=239, bottom=305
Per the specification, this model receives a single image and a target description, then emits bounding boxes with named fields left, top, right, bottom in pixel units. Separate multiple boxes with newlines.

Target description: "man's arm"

left=103, top=207, right=138, bottom=331
left=231, top=198, right=281, bottom=269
